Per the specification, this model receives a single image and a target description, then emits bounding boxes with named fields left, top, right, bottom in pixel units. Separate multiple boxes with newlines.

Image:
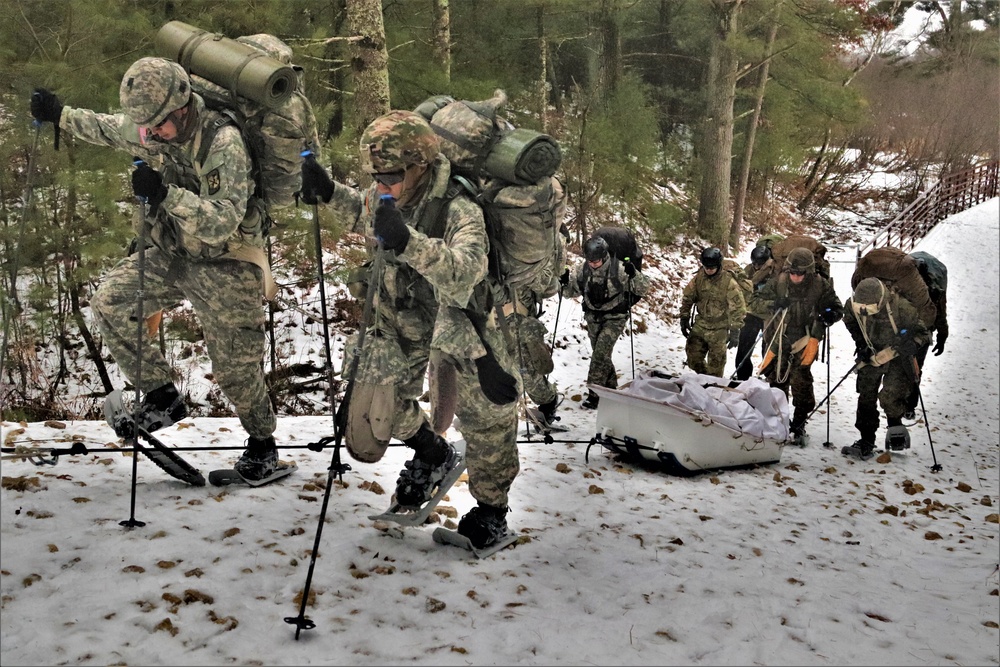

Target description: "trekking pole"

left=915, top=382, right=941, bottom=472
left=0, top=122, right=41, bottom=412
left=626, top=272, right=635, bottom=379
left=822, top=331, right=832, bottom=448
left=286, top=205, right=388, bottom=640
left=310, top=202, right=335, bottom=415
left=120, top=158, right=152, bottom=529
left=807, top=360, right=862, bottom=422
left=549, top=285, right=563, bottom=350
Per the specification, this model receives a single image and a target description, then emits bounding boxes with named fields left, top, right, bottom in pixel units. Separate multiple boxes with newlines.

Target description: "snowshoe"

left=885, top=425, right=911, bottom=451
left=841, top=439, right=876, bottom=461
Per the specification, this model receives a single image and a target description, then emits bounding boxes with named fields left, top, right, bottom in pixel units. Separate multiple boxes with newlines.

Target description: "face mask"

left=852, top=301, right=882, bottom=318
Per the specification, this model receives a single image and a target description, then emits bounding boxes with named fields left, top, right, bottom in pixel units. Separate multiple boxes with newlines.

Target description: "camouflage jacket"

left=325, top=155, right=493, bottom=360
left=60, top=95, right=262, bottom=259
left=844, top=291, right=929, bottom=356
left=563, top=256, right=649, bottom=316
left=680, top=268, right=746, bottom=332
left=750, top=271, right=843, bottom=344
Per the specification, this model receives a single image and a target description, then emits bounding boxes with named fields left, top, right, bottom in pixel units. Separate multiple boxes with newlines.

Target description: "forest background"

left=0, top=0, right=997, bottom=422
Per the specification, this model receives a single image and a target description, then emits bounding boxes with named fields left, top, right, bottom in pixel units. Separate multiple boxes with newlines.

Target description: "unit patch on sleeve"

left=206, top=169, right=222, bottom=195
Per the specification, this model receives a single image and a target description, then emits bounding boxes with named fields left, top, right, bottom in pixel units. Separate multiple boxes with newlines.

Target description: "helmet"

left=119, top=57, right=191, bottom=127
left=750, top=246, right=771, bottom=268
left=852, top=277, right=886, bottom=316
left=584, top=236, right=610, bottom=263
left=785, top=247, right=816, bottom=274
left=700, top=247, right=722, bottom=270
left=360, top=111, right=440, bottom=173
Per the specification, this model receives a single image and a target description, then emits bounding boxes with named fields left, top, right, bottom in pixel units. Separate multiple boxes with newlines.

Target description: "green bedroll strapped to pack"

left=155, top=21, right=321, bottom=214
left=414, top=90, right=566, bottom=300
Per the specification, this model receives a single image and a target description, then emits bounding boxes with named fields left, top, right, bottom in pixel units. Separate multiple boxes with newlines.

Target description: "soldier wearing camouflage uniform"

left=30, top=58, right=280, bottom=481
left=841, top=277, right=929, bottom=460
left=562, top=235, right=649, bottom=409
left=679, top=247, right=746, bottom=378
left=299, top=110, right=521, bottom=549
left=749, top=247, right=843, bottom=446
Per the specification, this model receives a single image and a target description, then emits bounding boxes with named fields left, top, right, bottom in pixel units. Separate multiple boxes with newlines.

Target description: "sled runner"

left=587, top=372, right=789, bottom=475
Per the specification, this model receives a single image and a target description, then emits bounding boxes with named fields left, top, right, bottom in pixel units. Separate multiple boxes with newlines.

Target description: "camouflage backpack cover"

left=156, top=26, right=321, bottom=220
left=414, top=90, right=566, bottom=301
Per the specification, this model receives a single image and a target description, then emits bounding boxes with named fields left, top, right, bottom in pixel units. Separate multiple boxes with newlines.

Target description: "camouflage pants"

left=768, top=361, right=815, bottom=429
left=392, top=329, right=520, bottom=508
left=507, top=311, right=558, bottom=407
left=685, top=326, right=729, bottom=378
left=585, top=313, right=628, bottom=389
left=91, top=250, right=276, bottom=439
left=854, top=357, right=916, bottom=441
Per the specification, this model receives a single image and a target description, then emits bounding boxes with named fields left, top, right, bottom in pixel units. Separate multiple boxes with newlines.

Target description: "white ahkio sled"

left=586, top=372, right=790, bottom=475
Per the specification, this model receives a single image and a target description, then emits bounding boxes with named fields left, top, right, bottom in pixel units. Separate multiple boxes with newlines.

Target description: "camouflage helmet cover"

left=119, top=57, right=191, bottom=127
left=786, top=247, right=816, bottom=274
left=360, top=111, right=440, bottom=173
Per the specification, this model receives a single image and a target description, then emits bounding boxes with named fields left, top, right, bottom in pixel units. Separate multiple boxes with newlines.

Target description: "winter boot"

left=789, top=421, right=809, bottom=448
left=885, top=425, right=911, bottom=451
left=234, top=435, right=280, bottom=482
left=395, top=427, right=459, bottom=509
left=841, top=438, right=876, bottom=460
left=581, top=391, right=600, bottom=410
left=457, top=503, right=510, bottom=549
left=537, top=393, right=563, bottom=427
left=137, top=384, right=187, bottom=433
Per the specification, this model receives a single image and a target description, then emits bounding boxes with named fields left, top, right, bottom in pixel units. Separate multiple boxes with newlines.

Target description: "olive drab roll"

left=155, top=20, right=297, bottom=108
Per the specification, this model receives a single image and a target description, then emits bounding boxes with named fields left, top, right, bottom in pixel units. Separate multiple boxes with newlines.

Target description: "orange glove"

left=799, top=337, right=820, bottom=366
left=145, top=310, right=163, bottom=338
left=758, top=349, right=776, bottom=374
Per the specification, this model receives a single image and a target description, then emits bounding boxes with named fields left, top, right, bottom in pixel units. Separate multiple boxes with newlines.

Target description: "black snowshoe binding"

left=885, top=425, right=911, bottom=451
left=457, top=503, right=511, bottom=550
left=841, top=439, right=876, bottom=460
left=395, top=442, right=460, bottom=508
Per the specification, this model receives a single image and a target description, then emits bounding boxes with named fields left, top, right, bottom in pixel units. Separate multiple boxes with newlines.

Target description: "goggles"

left=788, top=269, right=807, bottom=276
left=372, top=171, right=405, bottom=186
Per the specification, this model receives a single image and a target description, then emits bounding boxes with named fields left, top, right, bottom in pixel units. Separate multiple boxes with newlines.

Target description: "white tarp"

left=617, top=371, right=790, bottom=442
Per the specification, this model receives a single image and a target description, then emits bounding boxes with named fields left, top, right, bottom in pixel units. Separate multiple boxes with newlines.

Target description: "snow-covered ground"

left=2, top=198, right=997, bottom=666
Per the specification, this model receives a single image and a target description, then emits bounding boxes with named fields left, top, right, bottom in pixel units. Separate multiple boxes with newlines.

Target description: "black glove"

left=895, top=329, right=921, bottom=357
left=131, top=163, right=168, bottom=212
left=299, top=152, right=334, bottom=205
left=680, top=317, right=691, bottom=338
left=623, top=260, right=636, bottom=278
left=727, top=329, right=739, bottom=349
left=819, top=307, right=841, bottom=326
left=773, top=296, right=790, bottom=310
left=373, top=196, right=410, bottom=253
left=475, top=352, right=518, bottom=405
left=559, top=269, right=570, bottom=287
left=855, top=345, right=873, bottom=364
left=31, top=88, right=64, bottom=150
left=932, top=330, right=947, bottom=356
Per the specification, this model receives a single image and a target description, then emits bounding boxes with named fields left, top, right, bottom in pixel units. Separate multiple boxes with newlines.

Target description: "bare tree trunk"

left=730, top=11, right=779, bottom=250
left=536, top=5, right=549, bottom=133
left=324, top=0, right=348, bottom=150
left=697, top=0, right=743, bottom=250
left=432, top=0, right=451, bottom=87
left=595, top=0, right=622, bottom=103
left=346, top=0, right=391, bottom=134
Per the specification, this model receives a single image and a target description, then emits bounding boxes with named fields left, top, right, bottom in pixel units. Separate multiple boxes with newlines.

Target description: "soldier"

left=751, top=248, right=843, bottom=446
left=560, top=234, right=649, bottom=410
left=905, top=251, right=949, bottom=420
left=299, top=110, right=521, bottom=550
left=29, top=58, right=281, bottom=482
left=733, top=244, right=773, bottom=381
left=841, top=277, right=929, bottom=460
left=679, top=247, right=746, bottom=378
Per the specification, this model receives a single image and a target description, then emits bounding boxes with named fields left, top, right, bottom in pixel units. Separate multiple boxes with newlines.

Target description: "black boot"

left=395, top=426, right=458, bottom=508
left=581, top=392, right=599, bottom=410
left=138, top=383, right=188, bottom=432
left=458, top=502, right=510, bottom=549
left=235, top=435, right=279, bottom=481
